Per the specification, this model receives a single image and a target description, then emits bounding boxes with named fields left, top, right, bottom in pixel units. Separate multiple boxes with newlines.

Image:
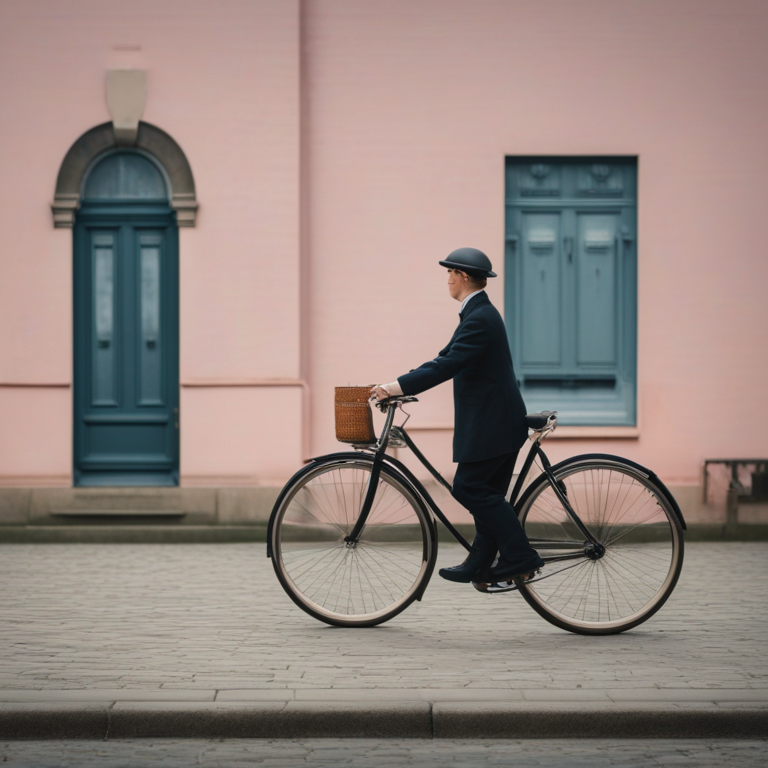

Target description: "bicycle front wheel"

left=271, top=459, right=437, bottom=627
left=517, top=457, right=684, bottom=635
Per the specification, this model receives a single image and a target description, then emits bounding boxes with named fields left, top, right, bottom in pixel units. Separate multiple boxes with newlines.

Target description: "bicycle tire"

left=271, top=458, right=437, bottom=627
left=516, top=456, right=684, bottom=635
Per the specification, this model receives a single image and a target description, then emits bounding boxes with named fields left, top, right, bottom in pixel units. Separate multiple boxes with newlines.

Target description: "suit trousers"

left=451, top=451, right=538, bottom=562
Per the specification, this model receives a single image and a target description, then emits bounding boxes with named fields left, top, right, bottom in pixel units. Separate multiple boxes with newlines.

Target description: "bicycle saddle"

left=525, top=411, right=558, bottom=430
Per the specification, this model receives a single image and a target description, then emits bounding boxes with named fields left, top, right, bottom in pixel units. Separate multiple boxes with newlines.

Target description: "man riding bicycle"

left=372, top=248, right=544, bottom=586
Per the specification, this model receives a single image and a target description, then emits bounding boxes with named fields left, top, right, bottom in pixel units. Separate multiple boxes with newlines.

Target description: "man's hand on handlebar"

left=370, top=381, right=403, bottom=401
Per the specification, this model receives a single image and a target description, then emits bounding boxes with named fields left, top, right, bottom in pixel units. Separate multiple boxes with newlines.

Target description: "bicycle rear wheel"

left=517, top=457, right=684, bottom=635
left=271, top=459, right=437, bottom=627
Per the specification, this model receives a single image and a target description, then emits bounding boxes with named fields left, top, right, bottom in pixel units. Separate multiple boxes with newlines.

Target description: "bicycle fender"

left=266, top=461, right=322, bottom=559
left=517, top=452, right=686, bottom=531
left=371, top=454, right=441, bottom=599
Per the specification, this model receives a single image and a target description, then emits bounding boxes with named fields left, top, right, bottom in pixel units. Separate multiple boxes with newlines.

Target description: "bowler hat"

left=439, top=247, right=497, bottom=278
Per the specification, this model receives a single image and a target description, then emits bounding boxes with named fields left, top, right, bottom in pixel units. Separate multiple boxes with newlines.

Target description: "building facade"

left=1, top=0, right=767, bottom=532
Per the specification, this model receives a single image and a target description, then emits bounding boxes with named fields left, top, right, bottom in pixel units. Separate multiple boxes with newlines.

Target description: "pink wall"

left=1, top=0, right=766, bottom=491
left=0, top=0, right=302, bottom=485
left=0, top=388, right=71, bottom=484
left=304, top=0, right=768, bottom=485
left=181, top=386, right=302, bottom=487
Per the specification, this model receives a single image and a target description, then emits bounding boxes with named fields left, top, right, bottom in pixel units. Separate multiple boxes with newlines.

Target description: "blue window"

left=505, top=158, right=637, bottom=426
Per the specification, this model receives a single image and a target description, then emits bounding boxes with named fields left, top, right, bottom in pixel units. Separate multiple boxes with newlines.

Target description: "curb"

left=431, top=703, right=768, bottom=739
left=1, top=703, right=766, bottom=740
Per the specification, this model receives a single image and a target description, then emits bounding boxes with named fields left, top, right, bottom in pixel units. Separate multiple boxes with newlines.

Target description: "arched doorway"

left=73, top=151, right=179, bottom=486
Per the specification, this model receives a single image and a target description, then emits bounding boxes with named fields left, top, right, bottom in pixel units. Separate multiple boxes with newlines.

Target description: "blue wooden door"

left=73, top=152, right=179, bottom=486
left=505, top=159, right=637, bottom=426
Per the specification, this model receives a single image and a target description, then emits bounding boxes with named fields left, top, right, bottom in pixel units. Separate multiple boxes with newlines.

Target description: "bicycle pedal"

left=472, top=580, right=517, bottom=594
left=472, top=568, right=543, bottom=594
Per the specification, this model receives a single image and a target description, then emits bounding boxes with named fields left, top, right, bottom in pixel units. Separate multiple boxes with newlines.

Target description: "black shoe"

left=486, top=553, right=545, bottom=583
left=438, top=547, right=497, bottom=583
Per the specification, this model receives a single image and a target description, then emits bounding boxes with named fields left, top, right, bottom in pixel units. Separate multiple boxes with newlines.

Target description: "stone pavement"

left=1, top=542, right=767, bottom=739
left=2, top=739, right=768, bottom=767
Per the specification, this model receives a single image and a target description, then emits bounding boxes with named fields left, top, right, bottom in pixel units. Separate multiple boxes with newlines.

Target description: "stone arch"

left=51, top=122, right=198, bottom=227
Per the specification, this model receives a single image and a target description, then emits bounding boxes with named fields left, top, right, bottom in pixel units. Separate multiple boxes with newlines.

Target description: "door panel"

left=520, top=213, right=562, bottom=367
left=138, top=233, right=164, bottom=406
left=576, top=212, right=619, bottom=366
left=90, top=232, right=119, bottom=405
left=74, top=209, right=179, bottom=486
left=85, top=420, right=169, bottom=460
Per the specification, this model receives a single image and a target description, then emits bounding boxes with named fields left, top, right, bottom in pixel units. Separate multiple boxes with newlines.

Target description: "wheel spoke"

left=520, top=461, right=682, bottom=632
left=274, top=461, right=431, bottom=624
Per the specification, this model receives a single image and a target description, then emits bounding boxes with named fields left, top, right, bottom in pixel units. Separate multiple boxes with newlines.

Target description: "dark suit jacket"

left=397, top=292, right=528, bottom=463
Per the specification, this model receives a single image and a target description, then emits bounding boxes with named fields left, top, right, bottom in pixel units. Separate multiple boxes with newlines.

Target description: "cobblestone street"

left=3, top=738, right=768, bottom=767
left=1, top=541, right=767, bottom=758
left=1, top=542, right=766, bottom=700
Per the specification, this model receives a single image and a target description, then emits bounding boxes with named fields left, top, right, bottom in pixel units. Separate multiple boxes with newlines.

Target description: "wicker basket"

left=335, top=386, right=376, bottom=444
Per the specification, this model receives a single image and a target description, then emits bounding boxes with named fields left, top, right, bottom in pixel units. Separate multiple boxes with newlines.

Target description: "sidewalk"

left=1, top=542, right=767, bottom=739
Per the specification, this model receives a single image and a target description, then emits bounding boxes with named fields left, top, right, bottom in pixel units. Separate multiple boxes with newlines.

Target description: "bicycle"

left=267, top=397, right=686, bottom=635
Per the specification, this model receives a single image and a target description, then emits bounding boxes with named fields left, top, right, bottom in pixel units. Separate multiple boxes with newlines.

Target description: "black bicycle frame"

left=343, top=402, right=599, bottom=562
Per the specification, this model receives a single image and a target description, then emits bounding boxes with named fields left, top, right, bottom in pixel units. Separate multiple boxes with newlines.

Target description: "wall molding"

left=180, top=378, right=306, bottom=388
left=181, top=378, right=310, bottom=461
left=0, top=382, right=70, bottom=388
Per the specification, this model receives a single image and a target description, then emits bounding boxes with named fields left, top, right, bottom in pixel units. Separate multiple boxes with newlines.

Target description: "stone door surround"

left=51, top=121, right=198, bottom=228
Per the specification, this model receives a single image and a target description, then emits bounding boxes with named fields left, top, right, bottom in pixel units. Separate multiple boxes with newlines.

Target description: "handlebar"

left=370, top=395, right=419, bottom=412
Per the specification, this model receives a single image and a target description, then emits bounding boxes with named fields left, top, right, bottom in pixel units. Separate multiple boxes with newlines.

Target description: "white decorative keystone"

left=106, top=70, right=147, bottom=146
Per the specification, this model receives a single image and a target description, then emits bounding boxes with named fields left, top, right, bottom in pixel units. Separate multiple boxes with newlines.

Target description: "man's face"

left=447, top=268, right=469, bottom=300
